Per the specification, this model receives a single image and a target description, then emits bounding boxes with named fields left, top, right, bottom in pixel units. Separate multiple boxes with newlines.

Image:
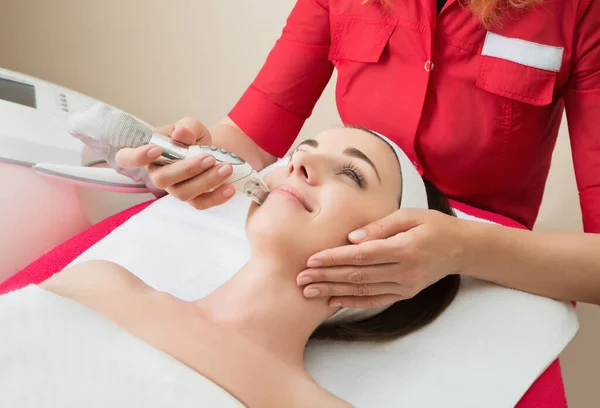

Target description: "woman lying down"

left=0, top=127, right=460, bottom=407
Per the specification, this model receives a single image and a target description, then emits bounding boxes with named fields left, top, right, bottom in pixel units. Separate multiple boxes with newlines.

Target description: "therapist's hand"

left=297, top=209, right=471, bottom=308
left=115, top=117, right=235, bottom=210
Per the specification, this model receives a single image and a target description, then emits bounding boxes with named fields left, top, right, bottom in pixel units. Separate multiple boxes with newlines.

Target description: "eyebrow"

left=297, top=139, right=381, bottom=182
left=343, top=147, right=381, bottom=182
left=298, top=139, right=319, bottom=148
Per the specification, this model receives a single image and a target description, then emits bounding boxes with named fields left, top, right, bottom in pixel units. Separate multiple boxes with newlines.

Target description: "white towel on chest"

left=0, top=285, right=244, bottom=408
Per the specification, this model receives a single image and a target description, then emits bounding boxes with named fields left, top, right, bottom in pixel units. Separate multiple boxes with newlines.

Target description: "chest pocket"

left=473, top=34, right=563, bottom=181
left=328, top=16, right=396, bottom=63
left=328, top=16, right=396, bottom=104
left=475, top=32, right=562, bottom=106
left=476, top=56, right=558, bottom=106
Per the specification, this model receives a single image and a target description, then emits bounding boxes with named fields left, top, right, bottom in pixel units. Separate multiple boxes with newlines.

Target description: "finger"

left=328, top=294, right=405, bottom=309
left=147, top=154, right=218, bottom=189
left=297, top=264, right=399, bottom=286
left=115, top=145, right=162, bottom=168
left=152, top=124, right=176, bottom=138
left=173, top=117, right=212, bottom=145
left=307, top=240, right=399, bottom=268
left=303, top=282, right=402, bottom=299
left=167, top=162, right=234, bottom=201
left=185, top=184, right=236, bottom=210
left=348, top=208, right=429, bottom=244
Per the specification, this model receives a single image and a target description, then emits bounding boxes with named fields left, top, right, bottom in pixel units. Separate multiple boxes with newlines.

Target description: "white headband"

left=324, top=131, right=429, bottom=325
left=372, top=131, right=428, bottom=210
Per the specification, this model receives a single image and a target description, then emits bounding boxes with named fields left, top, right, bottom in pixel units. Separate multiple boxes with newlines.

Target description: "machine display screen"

left=0, top=77, right=36, bottom=108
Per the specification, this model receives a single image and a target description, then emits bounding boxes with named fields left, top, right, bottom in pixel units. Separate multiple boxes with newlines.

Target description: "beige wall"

left=1, top=0, right=597, bottom=405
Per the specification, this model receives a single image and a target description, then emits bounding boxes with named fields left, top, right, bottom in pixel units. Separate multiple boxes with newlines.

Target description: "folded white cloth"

left=0, top=285, right=244, bottom=408
left=67, top=185, right=578, bottom=408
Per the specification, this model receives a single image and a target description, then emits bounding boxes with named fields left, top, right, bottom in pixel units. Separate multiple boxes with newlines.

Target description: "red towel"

left=0, top=198, right=567, bottom=408
left=0, top=200, right=156, bottom=293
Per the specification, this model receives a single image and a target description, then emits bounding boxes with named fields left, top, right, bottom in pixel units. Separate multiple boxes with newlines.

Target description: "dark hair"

left=310, top=130, right=461, bottom=342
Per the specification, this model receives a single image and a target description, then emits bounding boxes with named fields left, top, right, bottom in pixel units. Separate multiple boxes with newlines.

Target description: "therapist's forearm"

left=463, top=222, right=600, bottom=305
left=209, top=117, right=277, bottom=171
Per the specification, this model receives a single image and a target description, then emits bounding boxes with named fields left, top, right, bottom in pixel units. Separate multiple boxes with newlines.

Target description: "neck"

left=196, top=255, right=335, bottom=367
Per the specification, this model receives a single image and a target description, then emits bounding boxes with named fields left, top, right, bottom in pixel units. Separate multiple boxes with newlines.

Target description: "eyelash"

left=289, top=146, right=307, bottom=157
left=340, top=162, right=366, bottom=188
left=289, top=148, right=366, bottom=188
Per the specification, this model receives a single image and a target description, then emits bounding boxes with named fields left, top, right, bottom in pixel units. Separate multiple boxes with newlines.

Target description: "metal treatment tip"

left=243, top=178, right=271, bottom=206
left=252, top=188, right=270, bottom=206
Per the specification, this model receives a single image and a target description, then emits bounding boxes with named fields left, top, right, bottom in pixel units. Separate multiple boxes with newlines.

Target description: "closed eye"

left=342, top=147, right=381, bottom=182
left=340, top=163, right=366, bottom=188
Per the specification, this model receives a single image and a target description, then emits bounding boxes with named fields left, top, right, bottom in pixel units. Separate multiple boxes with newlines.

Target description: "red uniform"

left=230, top=0, right=600, bottom=232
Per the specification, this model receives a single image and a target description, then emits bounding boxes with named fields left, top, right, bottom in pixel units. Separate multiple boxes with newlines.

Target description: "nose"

left=289, top=151, right=318, bottom=185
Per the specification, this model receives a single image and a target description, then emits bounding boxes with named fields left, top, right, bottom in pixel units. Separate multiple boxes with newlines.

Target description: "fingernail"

left=201, top=156, right=215, bottom=169
left=305, top=288, right=320, bottom=298
left=306, top=260, right=321, bottom=268
left=223, top=186, right=235, bottom=197
left=297, top=277, right=313, bottom=286
left=218, top=164, right=232, bottom=177
left=330, top=301, right=342, bottom=307
left=349, top=229, right=367, bottom=242
left=147, top=146, right=162, bottom=158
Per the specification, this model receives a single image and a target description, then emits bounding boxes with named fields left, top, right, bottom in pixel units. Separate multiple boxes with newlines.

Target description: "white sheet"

left=68, top=191, right=578, bottom=408
left=0, top=284, right=243, bottom=408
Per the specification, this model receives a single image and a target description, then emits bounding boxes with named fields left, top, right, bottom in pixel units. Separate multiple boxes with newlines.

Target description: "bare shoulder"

left=40, top=260, right=149, bottom=295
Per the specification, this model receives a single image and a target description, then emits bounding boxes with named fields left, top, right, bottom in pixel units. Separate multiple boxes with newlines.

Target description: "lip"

left=271, top=184, right=314, bottom=212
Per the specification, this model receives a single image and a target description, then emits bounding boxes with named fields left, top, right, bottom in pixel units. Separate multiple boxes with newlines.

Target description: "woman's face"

left=246, top=127, right=402, bottom=260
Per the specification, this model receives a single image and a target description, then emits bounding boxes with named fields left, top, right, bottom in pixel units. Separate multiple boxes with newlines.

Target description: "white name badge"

left=482, top=32, right=564, bottom=72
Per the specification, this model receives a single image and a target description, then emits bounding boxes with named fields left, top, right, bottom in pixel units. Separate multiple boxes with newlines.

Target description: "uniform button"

left=209, top=146, right=218, bottom=151
left=220, top=148, right=228, bottom=154
left=424, top=60, right=435, bottom=72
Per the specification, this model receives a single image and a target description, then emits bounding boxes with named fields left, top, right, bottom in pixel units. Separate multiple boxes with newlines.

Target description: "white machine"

left=0, top=68, right=153, bottom=281
left=0, top=68, right=155, bottom=191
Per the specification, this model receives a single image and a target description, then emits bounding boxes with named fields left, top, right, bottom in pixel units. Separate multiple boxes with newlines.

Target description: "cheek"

left=263, top=167, right=286, bottom=186
left=320, top=189, right=397, bottom=232
left=320, top=192, right=368, bottom=232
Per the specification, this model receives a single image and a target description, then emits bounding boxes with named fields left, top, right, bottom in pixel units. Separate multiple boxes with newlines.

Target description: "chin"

left=247, top=218, right=314, bottom=259
left=248, top=194, right=307, bottom=224
left=247, top=206, right=299, bottom=239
